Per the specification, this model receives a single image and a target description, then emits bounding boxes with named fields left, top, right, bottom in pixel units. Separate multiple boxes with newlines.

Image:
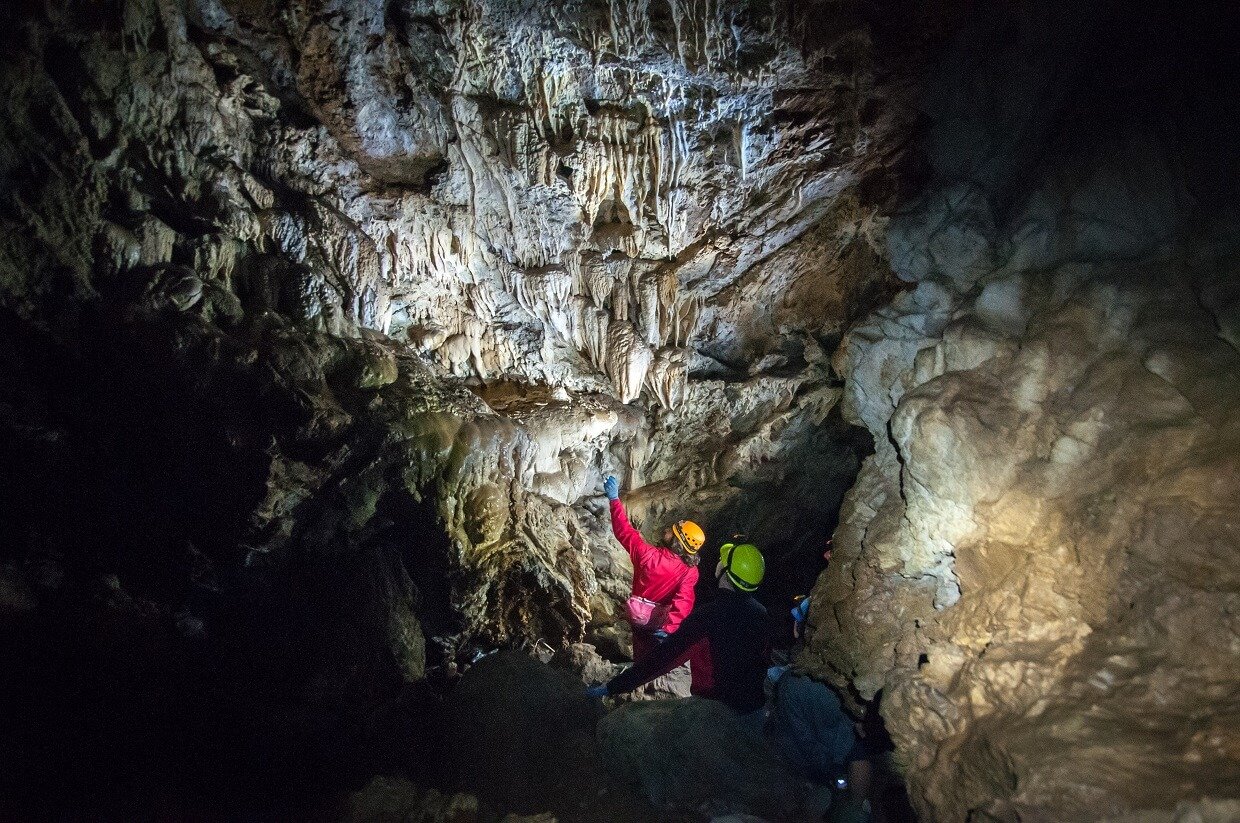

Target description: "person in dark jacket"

left=588, top=542, right=769, bottom=728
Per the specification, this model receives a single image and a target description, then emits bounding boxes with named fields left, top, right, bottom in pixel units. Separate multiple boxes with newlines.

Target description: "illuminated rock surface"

left=0, top=0, right=1237, bottom=821
left=800, top=4, right=1240, bottom=821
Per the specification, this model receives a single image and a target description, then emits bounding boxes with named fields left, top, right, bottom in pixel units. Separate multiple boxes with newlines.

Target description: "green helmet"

left=719, top=542, right=765, bottom=591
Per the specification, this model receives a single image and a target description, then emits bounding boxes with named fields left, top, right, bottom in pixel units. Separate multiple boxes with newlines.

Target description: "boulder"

left=597, top=697, right=803, bottom=819
left=442, top=651, right=606, bottom=815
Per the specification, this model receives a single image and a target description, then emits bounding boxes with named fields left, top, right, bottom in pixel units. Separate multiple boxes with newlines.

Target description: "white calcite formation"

left=809, top=255, right=1240, bottom=822
left=800, top=4, right=1240, bottom=821
left=4, top=0, right=1237, bottom=821
left=169, top=0, right=882, bottom=411
left=0, top=0, right=902, bottom=661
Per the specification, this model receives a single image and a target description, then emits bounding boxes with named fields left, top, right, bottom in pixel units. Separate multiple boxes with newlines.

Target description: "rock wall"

left=0, top=0, right=921, bottom=816
left=0, top=0, right=910, bottom=645
left=9, top=0, right=1235, bottom=819
left=801, top=3, right=1240, bottom=821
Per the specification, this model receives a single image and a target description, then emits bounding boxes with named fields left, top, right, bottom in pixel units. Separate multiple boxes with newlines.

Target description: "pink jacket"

left=609, top=499, right=698, bottom=632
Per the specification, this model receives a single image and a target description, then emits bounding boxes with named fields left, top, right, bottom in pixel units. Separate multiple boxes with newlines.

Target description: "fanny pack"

left=625, top=563, right=691, bottom=630
left=625, top=595, right=671, bottom=630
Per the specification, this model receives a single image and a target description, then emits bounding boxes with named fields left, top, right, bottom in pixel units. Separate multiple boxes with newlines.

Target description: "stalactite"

left=468, top=284, right=498, bottom=324
left=441, top=333, right=472, bottom=376
left=570, top=296, right=611, bottom=371
left=673, top=291, right=702, bottom=348
left=624, top=424, right=650, bottom=489
left=637, top=273, right=662, bottom=347
left=461, top=314, right=489, bottom=379
left=604, top=321, right=653, bottom=403
left=645, top=348, right=688, bottom=409
left=97, top=221, right=142, bottom=275
left=574, top=255, right=615, bottom=309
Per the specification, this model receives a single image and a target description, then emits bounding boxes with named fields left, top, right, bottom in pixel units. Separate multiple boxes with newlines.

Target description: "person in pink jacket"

left=603, top=475, right=704, bottom=661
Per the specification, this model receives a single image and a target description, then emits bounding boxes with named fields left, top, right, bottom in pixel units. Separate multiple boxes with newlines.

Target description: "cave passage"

left=2, top=0, right=1239, bottom=820
left=699, top=405, right=876, bottom=615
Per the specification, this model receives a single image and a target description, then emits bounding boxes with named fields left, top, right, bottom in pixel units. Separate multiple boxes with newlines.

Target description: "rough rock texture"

left=801, top=3, right=1240, bottom=822
left=0, top=2, right=921, bottom=812
left=597, top=696, right=804, bottom=819
left=551, top=640, right=692, bottom=701
left=437, top=650, right=700, bottom=822
left=0, top=0, right=910, bottom=661
left=5, top=0, right=1237, bottom=819
left=441, top=651, right=608, bottom=816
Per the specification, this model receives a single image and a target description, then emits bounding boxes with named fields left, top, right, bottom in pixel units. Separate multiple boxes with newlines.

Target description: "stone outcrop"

left=0, top=0, right=913, bottom=816
left=598, top=696, right=805, bottom=818
left=0, top=0, right=905, bottom=657
left=441, top=651, right=610, bottom=816
left=800, top=3, right=1240, bottom=821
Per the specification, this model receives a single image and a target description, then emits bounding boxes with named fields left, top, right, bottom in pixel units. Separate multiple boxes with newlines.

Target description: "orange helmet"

left=672, top=520, right=705, bottom=555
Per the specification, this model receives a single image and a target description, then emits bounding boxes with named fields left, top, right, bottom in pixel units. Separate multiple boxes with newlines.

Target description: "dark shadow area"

left=697, top=405, right=874, bottom=615
left=0, top=305, right=452, bottom=820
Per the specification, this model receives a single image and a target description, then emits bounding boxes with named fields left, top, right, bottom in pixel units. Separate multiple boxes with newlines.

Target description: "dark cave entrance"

left=697, top=404, right=874, bottom=619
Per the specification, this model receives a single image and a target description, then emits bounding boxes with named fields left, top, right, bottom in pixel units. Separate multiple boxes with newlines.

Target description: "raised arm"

left=663, top=565, right=699, bottom=633
left=605, top=477, right=653, bottom=565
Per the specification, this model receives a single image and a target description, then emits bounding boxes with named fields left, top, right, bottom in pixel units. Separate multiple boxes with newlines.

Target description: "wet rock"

left=354, top=340, right=400, bottom=389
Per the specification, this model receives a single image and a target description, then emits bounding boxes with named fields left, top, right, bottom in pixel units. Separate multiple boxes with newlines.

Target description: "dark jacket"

left=606, top=587, right=769, bottom=714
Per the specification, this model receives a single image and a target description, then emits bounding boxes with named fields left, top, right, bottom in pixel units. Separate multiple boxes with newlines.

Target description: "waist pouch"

left=626, top=595, right=671, bottom=630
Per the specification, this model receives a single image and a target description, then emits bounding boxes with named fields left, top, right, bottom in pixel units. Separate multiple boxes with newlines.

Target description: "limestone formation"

left=1, top=0, right=911, bottom=816
left=800, top=3, right=1240, bottom=821
left=0, top=0, right=899, bottom=653
left=2, top=0, right=1238, bottom=820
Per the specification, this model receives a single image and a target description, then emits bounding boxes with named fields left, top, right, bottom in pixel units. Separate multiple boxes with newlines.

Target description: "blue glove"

left=791, top=597, right=811, bottom=623
left=767, top=664, right=791, bottom=685
left=585, top=684, right=609, bottom=699
left=603, top=476, right=620, bottom=500
left=652, top=629, right=669, bottom=642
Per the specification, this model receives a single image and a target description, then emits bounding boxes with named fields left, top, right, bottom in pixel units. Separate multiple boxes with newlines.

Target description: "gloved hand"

left=652, top=629, right=669, bottom=642
left=790, top=597, right=811, bottom=623
left=603, top=476, right=620, bottom=500
left=585, top=684, right=609, bottom=699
